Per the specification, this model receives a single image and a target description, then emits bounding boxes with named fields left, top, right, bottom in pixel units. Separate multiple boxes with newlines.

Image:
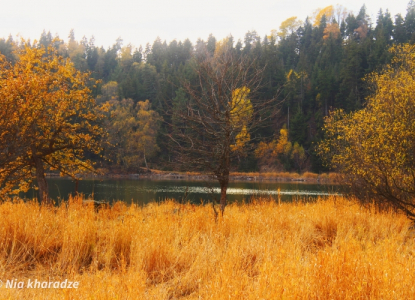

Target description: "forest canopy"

left=1, top=2, right=415, bottom=174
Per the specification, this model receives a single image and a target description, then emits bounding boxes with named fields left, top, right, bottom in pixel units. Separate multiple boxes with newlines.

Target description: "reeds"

left=0, top=195, right=414, bottom=299
left=230, top=171, right=338, bottom=181
left=302, top=171, right=319, bottom=179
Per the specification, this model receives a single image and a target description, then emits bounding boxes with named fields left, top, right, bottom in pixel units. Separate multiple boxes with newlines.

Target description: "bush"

left=319, top=44, right=415, bottom=221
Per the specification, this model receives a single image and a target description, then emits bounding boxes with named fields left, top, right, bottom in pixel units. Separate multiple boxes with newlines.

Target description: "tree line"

left=1, top=2, right=415, bottom=174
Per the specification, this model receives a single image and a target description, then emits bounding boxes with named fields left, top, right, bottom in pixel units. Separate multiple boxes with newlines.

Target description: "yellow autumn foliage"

left=230, top=86, right=253, bottom=125
left=271, top=16, right=302, bottom=40
left=214, top=37, right=232, bottom=57
left=230, top=125, right=250, bottom=154
left=230, top=87, right=253, bottom=154
left=313, top=5, right=334, bottom=26
left=275, top=128, right=292, bottom=156
left=318, top=44, right=415, bottom=220
left=0, top=40, right=105, bottom=197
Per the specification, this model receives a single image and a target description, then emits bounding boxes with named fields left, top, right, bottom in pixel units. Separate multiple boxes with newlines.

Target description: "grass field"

left=0, top=195, right=414, bottom=299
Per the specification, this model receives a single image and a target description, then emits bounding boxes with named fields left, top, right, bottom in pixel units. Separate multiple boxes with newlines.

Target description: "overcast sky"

left=1, top=0, right=411, bottom=49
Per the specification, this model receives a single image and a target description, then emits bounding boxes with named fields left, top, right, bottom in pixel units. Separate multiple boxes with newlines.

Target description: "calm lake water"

left=23, top=178, right=342, bottom=205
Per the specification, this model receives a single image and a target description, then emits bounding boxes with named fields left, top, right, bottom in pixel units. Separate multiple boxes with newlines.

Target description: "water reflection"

left=23, top=178, right=342, bottom=205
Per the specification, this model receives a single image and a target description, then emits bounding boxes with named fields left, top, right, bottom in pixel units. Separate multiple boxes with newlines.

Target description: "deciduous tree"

left=313, top=6, right=334, bottom=26
left=255, top=127, right=307, bottom=171
left=131, top=100, right=161, bottom=169
left=106, top=99, right=161, bottom=170
left=168, top=47, right=280, bottom=214
left=0, top=40, right=106, bottom=202
left=270, top=16, right=302, bottom=40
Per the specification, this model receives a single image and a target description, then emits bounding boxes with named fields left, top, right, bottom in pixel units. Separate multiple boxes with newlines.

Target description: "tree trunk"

left=143, top=150, right=149, bottom=170
left=75, top=179, right=79, bottom=196
left=219, top=175, right=229, bottom=216
left=33, top=155, right=49, bottom=204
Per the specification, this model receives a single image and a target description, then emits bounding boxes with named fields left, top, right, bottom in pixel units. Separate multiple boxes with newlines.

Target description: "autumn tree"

left=291, top=142, right=307, bottom=172
left=96, top=81, right=119, bottom=103
left=0, top=40, right=106, bottom=202
left=318, top=44, right=415, bottom=220
left=168, top=46, right=280, bottom=214
left=323, top=23, right=341, bottom=40
left=130, top=100, right=161, bottom=169
left=312, top=5, right=347, bottom=40
left=106, top=99, right=160, bottom=171
left=270, top=16, right=302, bottom=40
left=313, top=5, right=335, bottom=26
left=106, top=98, right=138, bottom=169
left=255, top=127, right=307, bottom=172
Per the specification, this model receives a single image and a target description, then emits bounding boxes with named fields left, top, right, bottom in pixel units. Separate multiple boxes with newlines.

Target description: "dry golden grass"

left=302, top=172, right=319, bottom=179
left=185, top=171, right=203, bottom=176
left=0, top=196, right=414, bottom=299
left=318, top=172, right=340, bottom=181
left=145, top=169, right=205, bottom=177
left=230, top=171, right=330, bottom=180
left=138, top=169, right=339, bottom=182
left=231, top=171, right=303, bottom=178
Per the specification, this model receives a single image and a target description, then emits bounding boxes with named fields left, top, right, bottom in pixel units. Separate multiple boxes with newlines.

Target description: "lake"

left=22, top=178, right=342, bottom=205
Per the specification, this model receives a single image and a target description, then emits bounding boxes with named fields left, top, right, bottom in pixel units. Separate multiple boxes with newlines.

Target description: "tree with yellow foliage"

left=313, top=6, right=334, bottom=26
left=131, top=100, right=161, bottom=170
left=318, top=44, right=415, bottom=220
left=106, top=99, right=160, bottom=171
left=313, top=5, right=348, bottom=40
left=214, top=37, right=233, bottom=57
left=255, top=127, right=307, bottom=172
left=270, top=16, right=302, bottom=40
left=275, top=128, right=292, bottom=156
left=0, top=40, right=106, bottom=203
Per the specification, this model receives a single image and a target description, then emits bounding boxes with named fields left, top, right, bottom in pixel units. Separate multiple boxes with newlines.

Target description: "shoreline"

left=46, top=170, right=339, bottom=184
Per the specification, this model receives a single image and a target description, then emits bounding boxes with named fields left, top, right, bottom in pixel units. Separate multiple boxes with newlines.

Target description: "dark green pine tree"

left=405, top=0, right=415, bottom=41
left=394, top=14, right=407, bottom=43
left=0, top=35, right=16, bottom=62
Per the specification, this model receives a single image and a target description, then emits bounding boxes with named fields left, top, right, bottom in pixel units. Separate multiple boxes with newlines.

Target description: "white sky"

left=1, top=0, right=411, bottom=49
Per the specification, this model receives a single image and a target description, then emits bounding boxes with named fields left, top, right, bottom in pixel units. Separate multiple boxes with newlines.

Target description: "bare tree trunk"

left=219, top=183, right=228, bottom=216
left=144, top=149, right=149, bottom=170
left=75, top=179, right=79, bottom=196
left=33, top=155, right=49, bottom=204
left=166, top=47, right=281, bottom=219
left=218, top=173, right=229, bottom=216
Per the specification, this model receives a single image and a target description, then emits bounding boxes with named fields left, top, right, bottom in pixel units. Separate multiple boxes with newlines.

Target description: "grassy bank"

left=133, top=169, right=339, bottom=182
left=0, top=196, right=414, bottom=299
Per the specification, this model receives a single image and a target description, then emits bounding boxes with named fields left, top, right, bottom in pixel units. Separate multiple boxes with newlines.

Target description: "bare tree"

left=167, top=46, right=281, bottom=214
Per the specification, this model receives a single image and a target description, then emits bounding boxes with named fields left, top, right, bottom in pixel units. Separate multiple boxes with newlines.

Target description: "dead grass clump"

left=312, top=216, right=338, bottom=248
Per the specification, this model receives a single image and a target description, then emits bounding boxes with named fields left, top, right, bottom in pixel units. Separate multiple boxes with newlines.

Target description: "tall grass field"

left=0, top=196, right=414, bottom=299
